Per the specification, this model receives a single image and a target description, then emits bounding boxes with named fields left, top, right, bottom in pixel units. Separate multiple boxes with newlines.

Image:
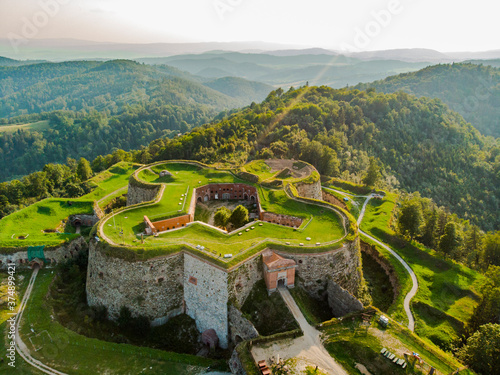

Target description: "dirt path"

left=357, top=195, right=418, bottom=331
left=15, top=267, right=68, bottom=375
left=252, top=288, right=347, bottom=375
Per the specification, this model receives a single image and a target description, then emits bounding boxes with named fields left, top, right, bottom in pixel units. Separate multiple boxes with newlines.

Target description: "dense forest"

left=0, top=59, right=272, bottom=119
left=356, top=63, right=500, bottom=137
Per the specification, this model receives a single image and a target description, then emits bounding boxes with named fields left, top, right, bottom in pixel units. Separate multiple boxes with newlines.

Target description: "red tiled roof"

left=263, top=252, right=295, bottom=270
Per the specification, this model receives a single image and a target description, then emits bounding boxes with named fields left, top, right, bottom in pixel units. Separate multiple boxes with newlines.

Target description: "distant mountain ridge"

left=0, top=59, right=272, bottom=119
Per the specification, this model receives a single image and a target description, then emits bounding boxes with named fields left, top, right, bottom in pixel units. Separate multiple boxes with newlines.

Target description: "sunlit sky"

left=0, top=0, right=498, bottom=52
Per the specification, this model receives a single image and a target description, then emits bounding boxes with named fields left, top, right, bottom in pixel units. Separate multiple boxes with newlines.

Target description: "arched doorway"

left=197, top=196, right=202, bottom=203
left=243, top=193, right=248, bottom=200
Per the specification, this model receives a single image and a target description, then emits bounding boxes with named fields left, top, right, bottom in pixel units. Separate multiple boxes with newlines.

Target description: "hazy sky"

left=0, top=0, right=498, bottom=51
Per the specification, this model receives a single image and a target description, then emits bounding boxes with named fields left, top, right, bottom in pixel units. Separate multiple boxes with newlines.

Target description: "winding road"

left=357, top=194, right=418, bottom=331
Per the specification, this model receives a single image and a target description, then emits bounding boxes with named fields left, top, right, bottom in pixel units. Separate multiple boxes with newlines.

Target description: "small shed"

left=159, top=170, right=172, bottom=177
left=202, top=329, right=219, bottom=349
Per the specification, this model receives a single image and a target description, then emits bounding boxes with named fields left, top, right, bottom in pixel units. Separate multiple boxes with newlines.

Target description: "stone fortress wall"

left=0, top=236, right=88, bottom=269
left=86, top=236, right=363, bottom=348
left=296, top=178, right=322, bottom=201
left=88, top=160, right=363, bottom=349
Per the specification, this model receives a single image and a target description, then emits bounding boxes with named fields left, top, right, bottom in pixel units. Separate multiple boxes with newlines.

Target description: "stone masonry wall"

left=227, top=254, right=263, bottom=308
left=322, top=190, right=348, bottom=210
left=0, top=236, right=88, bottom=269
left=86, top=241, right=184, bottom=323
left=327, top=279, right=364, bottom=317
left=296, top=179, right=322, bottom=201
left=184, top=253, right=229, bottom=348
left=228, top=305, right=259, bottom=343
left=126, top=183, right=160, bottom=206
left=277, top=238, right=361, bottom=299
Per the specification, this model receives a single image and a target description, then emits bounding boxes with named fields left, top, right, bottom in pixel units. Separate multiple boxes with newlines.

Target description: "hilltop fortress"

left=86, top=159, right=365, bottom=349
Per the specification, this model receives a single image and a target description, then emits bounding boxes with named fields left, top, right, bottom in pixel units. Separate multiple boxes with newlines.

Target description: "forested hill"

left=143, top=86, right=499, bottom=231
left=355, top=63, right=500, bottom=138
left=0, top=59, right=272, bottom=119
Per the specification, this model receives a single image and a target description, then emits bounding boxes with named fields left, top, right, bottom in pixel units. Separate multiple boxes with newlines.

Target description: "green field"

left=0, top=120, right=50, bottom=133
left=0, top=270, right=220, bottom=375
left=102, top=162, right=345, bottom=255
left=360, top=193, right=485, bottom=350
left=0, top=199, right=93, bottom=247
left=82, top=162, right=141, bottom=205
left=0, top=162, right=141, bottom=249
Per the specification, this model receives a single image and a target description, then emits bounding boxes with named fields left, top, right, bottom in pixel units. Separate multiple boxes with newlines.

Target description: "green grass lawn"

left=0, top=199, right=93, bottom=247
left=0, top=162, right=140, bottom=249
left=241, top=160, right=275, bottom=181
left=6, top=269, right=221, bottom=375
left=102, top=163, right=345, bottom=256
left=0, top=120, right=50, bottom=133
left=82, top=162, right=140, bottom=204
left=360, top=193, right=485, bottom=351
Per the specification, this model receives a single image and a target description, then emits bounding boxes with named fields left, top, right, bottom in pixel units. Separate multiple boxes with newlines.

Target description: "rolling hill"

left=355, top=63, right=500, bottom=137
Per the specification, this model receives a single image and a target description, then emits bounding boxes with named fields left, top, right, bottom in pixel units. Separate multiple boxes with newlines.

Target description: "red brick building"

left=262, top=251, right=296, bottom=293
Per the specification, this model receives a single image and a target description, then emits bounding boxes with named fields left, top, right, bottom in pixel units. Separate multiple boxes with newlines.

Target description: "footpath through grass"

left=8, top=269, right=221, bottom=375
left=360, top=193, right=485, bottom=351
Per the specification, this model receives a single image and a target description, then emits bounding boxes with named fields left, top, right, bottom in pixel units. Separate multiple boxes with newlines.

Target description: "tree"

left=439, top=221, right=460, bottom=257
left=397, top=200, right=423, bottom=241
left=362, top=157, right=380, bottom=187
left=468, top=266, right=500, bottom=333
left=76, top=158, right=92, bottom=181
left=213, top=206, right=231, bottom=228
left=419, top=208, right=438, bottom=248
left=458, top=323, right=500, bottom=375
left=229, top=205, right=249, bottom=229
left=481, top=231, right=500, bottom=268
